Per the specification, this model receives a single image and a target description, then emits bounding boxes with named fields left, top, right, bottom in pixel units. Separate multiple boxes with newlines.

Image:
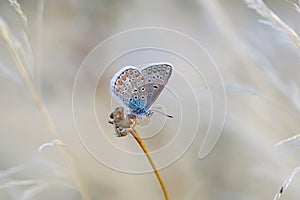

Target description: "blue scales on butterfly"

left=110, top=63, right=173, bottom=117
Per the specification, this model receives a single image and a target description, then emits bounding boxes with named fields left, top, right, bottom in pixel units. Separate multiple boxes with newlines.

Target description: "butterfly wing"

left=140, top=63, right=173, bottom=110
left=110, top=66, right=147, bottom=112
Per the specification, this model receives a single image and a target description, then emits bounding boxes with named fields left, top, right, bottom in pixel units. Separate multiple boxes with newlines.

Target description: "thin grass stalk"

left=0, top=19, right=91, bottom=200
left=8, top=35, right=90, bottom=200
left=34, top=0, right=45, bottom=94
left=8, top=0, right=28, bottom=36
left=130, top=128, right=169, bottom=200
left=245, top=0, right=300, bottom=53
left=8, top=0, right=34, bottom=78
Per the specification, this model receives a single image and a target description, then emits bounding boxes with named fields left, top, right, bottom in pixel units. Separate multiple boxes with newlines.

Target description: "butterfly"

left=110, top=63, right=173, bottom=117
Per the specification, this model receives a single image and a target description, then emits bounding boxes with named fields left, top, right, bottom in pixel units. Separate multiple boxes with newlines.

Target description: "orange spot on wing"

left=117, top=80, right=123, bottom=85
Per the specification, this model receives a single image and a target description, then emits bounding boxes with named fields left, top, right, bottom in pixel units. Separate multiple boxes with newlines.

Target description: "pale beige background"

left=0, top=0, right=300, bottom=199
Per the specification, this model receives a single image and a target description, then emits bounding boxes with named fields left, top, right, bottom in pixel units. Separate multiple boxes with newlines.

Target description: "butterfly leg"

left=145, top=110, right=154, bottom=118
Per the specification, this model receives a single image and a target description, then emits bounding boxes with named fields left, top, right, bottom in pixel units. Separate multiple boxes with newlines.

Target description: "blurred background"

left=1, top=0, right=300, bottom=199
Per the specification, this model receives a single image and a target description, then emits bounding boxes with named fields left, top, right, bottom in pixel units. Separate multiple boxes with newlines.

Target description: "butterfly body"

left=110, top=63, right=173, bottom=117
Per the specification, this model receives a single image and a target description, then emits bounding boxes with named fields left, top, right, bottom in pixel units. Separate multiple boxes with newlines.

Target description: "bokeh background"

left=1, top=0, right=300, bottom=199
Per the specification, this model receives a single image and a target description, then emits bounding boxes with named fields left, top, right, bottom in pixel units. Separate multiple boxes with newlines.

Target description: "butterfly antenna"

left=151, top=110, right=173, bottom=118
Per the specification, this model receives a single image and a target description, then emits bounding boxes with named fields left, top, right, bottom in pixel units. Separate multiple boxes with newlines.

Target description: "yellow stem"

left=131, top=128, right=169, bottom=200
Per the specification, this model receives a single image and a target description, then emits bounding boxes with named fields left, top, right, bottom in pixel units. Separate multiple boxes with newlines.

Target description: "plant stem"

left=130, top=128, right=169, bottom=200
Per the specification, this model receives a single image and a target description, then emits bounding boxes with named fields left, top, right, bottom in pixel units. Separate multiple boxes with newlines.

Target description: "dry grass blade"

left=275, top=133, right=300, bottom=147
left=0, top=60, right=22, bottom=83
left=34, top=0, right=45, bottom=93
left=0, top=180, right=40, bottom=189
left=197, top=0, right=258, bottom=80
left=287, top=0, right=300, bottom=12
left=19, top=180, right=76, bottom=200
left=253, top=49, right=300, bottom=113
left=198, top=83, right=263, bottom=97
left=245, top=0, right=300, bottom=53
left=274, top=166, right=300, bottom=199
left=39, top=140, right=67, bottom=152
left=0, top=17, right=91, bottom=200
left=8, top=0, right=28, bottom=35
left=8, top=0, right=34, bottom=82
left=20, top=182, right=50, bottom=200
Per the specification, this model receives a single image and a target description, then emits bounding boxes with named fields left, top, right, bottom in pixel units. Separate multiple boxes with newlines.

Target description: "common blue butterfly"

left=110, top=63, right=173, bottom=117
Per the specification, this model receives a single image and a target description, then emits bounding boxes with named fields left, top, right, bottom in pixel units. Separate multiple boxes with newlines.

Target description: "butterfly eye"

left=134, top=96, right=138, bottom=99
left=133, top=89, right=138, bottom=93
left=141, top=96, right=145, bottom=99
left=153, top=85, right=159, bottom=90
left=152, top=75, right=156, bottom=79
left=131, top=78, right=135, bottom=82
left=129, top=98, right=133, bottom=101
left=141, top=87, right=145, bottom=91
left=148, top=79, right=151, bottom=83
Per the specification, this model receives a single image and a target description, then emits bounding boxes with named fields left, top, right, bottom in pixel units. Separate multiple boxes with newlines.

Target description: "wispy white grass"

left=34, top=0, right=45, bottom=93
left=8, top=0, right=34, bottom=82
left=38, top=140, right=67, bottom=152
left=287, top=0, right=300, bottom=13
left=245, top=0, right=300, bottom=53
left=0, top=17, right=32, bottom=79
left=197, top=0, right=258, bottom=79
left=252, top=50, right=300, bottom=113
left=274, top=166, right=300, bottom=199
left=0, top=161, right=76, bottom=200
left=8, top=0, right=28, bottom=33
left=0, top=165, right=29, bottom=179
left=0, top=60, right=22, bottom=83
left=244, top=1, right=300, bottom=199
left=198, top=83, right=263, bottom=97
left=0, top=3, right=91, bottom=200
left=275, top=134, right=300, bottom=147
